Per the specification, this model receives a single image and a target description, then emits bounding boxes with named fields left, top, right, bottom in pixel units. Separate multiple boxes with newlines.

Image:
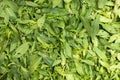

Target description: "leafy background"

left=0, top=0, right=120, bottom=80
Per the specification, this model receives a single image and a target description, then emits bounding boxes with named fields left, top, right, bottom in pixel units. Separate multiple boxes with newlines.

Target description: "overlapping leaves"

left=0, top=0, right=120, bottom=80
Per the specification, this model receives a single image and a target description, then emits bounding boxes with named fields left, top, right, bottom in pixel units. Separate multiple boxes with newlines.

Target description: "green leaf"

left=52, top=60, right=61, bottom=66
left=17, top=19, right=36, bottom=24
left=109, top=34, right=119, bottom=42
left=0, top=54, right=5, bottom=66
left=29, top=55, right=42, bottom=72
left=99, top=60, right=110, bottom=69
left=115, top=38, right=120, bottom=43
left=55, top=67, right=66, bottom=76
left=100, top=16, right=112, bottom=23
left=97, top=29, right=109, bottom=39
left=106, top=1, right=114, bottom=6
left=5, top=8, right=16, bottom=19
left=81, top=60, right=94, bottom=66
left=0, top=0, right=120, bottom=79
left=75, top=62, right=84, bottom=75
left=66, top=74, right=74, bottom=80
left=3, top=12, right=9, bottom=25
left=38, top=69, right=48, bottom=76
left=109, top=43, right=120, bottom=51
left=80, top=4, right=87, bottom=16
left=37, top=0, right=45, bottom=4
left=20, top=66, right=29, bottom=79
left=81, top=16, right=91, bottom=37
left=64, top=0, right=72, bottom=3
left=37, top=37, right=49, bottom=48
left=110, top=63, right=120, bottom=70
left=14, top=42, right=29, bottom=58
left=10, top=42, right=17, bottom=52
left=61, top=53, right=66, bottom=66
left=93, top=47, right=107, bottom=61
left=43, top=57, right=54, bottom=67
left=25, top=1, right=39, bottom=7
left=37, top=14, right=46, bottom=29
left=9, top=23, right=18, bottom=33
left=92, top=37, right=99, bottom=47
left=101, top=23, right=116, bottom=34
left=82, top=38, right=88, bottom=49
left=91, top=16, right=100, bottom=37
left=64, top=42, right=72, bottom=58
left=98, top=0, right=107, bottom=8
left=52, top=0, right=61, bottom=8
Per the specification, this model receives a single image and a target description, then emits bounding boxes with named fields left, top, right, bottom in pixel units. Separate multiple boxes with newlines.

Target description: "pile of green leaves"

left=0, top=0, right=120, bottom=80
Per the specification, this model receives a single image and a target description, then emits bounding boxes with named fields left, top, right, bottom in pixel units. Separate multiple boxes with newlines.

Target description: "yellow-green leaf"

left=37, top=15, right=46, bottom=29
